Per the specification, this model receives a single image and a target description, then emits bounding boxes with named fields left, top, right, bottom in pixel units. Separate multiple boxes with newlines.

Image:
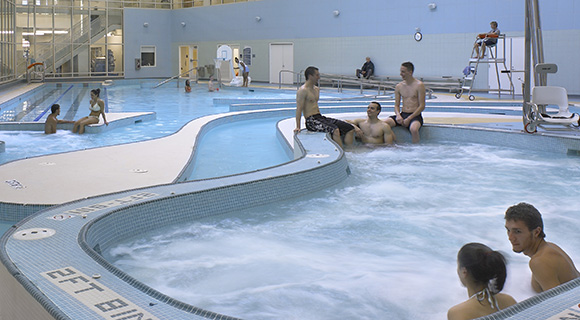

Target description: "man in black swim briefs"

left=295, top=66, right=354, bottom=148
left=385, top=62, right=425, bottom=143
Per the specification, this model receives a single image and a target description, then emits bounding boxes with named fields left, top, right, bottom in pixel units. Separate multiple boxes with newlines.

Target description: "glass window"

left=141, top=45, right=155, bottom=67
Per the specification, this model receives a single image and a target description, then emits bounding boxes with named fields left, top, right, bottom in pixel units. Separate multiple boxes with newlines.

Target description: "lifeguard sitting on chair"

left=472, top=21, right=500, bottom=59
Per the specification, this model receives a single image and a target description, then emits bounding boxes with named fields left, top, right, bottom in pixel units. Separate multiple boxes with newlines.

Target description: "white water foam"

left=107, top=142, right=580, bottom=319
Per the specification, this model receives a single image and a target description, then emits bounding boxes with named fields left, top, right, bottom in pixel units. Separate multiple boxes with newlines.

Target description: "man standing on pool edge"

left=385, top=61, right=425, bottom=143
left=504, top=202, right=579, bottom=293
left=295, top=66, right=354, bottom=148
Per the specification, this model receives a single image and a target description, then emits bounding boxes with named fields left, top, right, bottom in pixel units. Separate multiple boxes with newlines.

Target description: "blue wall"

left=124, top=9, right=172, bottom=79
left=124, top=0, right=580, bottom=94
left=169, top=0, right=526, bottom=40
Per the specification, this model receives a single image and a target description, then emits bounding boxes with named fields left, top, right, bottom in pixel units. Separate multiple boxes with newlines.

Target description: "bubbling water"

left=108, top=142, right=580, bottom=319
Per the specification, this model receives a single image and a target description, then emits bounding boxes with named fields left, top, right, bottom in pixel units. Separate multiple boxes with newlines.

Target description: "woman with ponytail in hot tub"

left=448, top=243, right=517, bottom=320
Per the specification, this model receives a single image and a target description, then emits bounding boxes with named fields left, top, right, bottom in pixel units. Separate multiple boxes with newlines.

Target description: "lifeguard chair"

left=26, top=62, right=45, bottom=83
left=456, top=34, right=514, bottom=101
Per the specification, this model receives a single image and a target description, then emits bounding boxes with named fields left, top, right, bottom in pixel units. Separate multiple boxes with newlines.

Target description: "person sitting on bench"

left=356, top=57, right=374, bottom=79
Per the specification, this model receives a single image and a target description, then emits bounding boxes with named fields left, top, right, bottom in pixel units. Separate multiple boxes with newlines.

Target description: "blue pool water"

left=107, top=142, right=580, bottom=320
left=190, top=118, right=290, bottom=180
left=0, top=83, right=301, bottom=166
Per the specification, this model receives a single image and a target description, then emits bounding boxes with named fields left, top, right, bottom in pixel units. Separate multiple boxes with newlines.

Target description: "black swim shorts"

left=305, top=114, right=354, bottom=136
left=389, top=112, right=424, bottom=127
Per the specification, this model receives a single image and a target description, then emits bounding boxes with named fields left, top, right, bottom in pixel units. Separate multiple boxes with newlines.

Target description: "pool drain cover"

left=13, top=228, right=56, bottom=241
left=306, top=153, right=330, bottom=158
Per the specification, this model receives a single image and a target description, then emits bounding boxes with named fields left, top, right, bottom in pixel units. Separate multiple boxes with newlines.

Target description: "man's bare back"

left=45, top=104, right=73, bottom=134
left=530, top=241, right=580, bottom=292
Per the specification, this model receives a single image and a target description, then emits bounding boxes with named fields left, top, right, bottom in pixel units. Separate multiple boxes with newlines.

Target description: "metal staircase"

left=32, top=15, right=122, bottom=74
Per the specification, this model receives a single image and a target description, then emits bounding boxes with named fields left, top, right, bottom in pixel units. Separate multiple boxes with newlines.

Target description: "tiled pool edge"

left=0, top=112, right=350, bottom=319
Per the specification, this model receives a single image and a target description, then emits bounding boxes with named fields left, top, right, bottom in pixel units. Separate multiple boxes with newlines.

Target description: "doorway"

left=269, top=43, right=294, bottom=84
left=179, top=45, right=198, bottom=79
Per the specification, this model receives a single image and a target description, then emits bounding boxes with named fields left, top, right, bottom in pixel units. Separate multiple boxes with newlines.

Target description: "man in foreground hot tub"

left=504, top=202, right=579, bottom=292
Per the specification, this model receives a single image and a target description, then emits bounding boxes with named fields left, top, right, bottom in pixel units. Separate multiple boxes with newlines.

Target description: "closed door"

left=179, top=45, right=198, bottom=78
left=179, top=46, right=189, bottom=76
left=269, top=43, right=294, bottom=84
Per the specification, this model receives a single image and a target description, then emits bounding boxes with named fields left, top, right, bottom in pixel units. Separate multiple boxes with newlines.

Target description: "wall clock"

left=414, top=32, right=423, bottom=42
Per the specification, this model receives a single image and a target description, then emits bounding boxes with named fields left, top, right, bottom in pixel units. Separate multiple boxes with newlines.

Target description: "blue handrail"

left=33, top=85, right=74, bottom=122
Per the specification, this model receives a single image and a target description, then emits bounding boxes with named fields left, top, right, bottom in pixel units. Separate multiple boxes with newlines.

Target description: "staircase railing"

left=34, top=15, right=121, bottom=73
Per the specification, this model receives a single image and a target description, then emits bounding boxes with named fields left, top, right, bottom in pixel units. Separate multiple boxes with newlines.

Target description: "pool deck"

left=0, top=112, right=156, bottom=133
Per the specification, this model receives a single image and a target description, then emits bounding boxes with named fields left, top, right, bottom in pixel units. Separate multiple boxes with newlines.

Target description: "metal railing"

left=278, top=69, right=303, bottom=90
left=316, top=73, right=444, bottom=98
left=31, top=16, right=122, bottom=75
left=153, top=67, right=198, bottom=88
left=319, top=73, right=396, bottom=95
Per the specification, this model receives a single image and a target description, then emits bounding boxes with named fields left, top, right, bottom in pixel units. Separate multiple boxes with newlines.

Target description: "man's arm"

left=406, top=82, right=427, bottom=121
left=346, top=119, right=364, bottom=137
left=295, top=89, right=306, bottom=133
left=415, top=82, right=426, bottom=115
left=383, top=124, right=395, bottom=144
left=409, top=82, right=425, bottom=119
left=529, top=256, right=562, bottom=292
left=346, top=118, right=363, bottom=126
left=394, top=86, right=401, bottom=116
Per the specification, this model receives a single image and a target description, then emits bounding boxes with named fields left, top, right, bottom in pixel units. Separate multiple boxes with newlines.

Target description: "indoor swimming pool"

left=105, top=142, right=580, bottom=319
left=2, top=81, right=580, bottom=320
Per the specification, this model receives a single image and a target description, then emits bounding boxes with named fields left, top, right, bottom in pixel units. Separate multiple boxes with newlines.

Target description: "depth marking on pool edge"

left=64, top=192, right=159, bottom=216
left=42, top=266, right=159, bottom=320
left=547, top=303, right=580, bottom=320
